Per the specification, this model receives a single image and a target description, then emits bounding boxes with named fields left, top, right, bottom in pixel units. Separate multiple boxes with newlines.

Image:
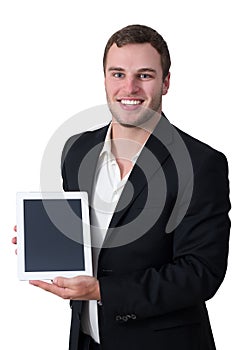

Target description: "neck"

left=111, top=113, right=161, bottom=144
left=110, top=113, right=161, bottom=161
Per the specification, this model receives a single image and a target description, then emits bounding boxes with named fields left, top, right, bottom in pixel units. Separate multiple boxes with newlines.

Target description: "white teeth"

left=121, top=99, right=141, bottom=105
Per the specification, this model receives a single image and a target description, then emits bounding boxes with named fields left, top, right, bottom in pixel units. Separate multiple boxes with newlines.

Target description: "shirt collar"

left=99, top=123, right=112, bottom=158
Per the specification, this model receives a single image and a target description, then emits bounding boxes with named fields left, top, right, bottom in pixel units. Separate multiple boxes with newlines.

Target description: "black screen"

left=23, top=199, right=85, bottom=272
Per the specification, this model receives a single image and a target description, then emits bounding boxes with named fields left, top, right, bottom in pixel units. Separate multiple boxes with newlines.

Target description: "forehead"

left=105, top=43, right=162, bottom=71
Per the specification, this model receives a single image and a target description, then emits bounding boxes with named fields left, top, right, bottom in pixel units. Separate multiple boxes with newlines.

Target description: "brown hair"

left=103, top=24, right=171, bottom=81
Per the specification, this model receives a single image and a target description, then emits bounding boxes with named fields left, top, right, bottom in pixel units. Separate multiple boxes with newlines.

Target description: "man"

left=28, top=24, right=231, bottom=349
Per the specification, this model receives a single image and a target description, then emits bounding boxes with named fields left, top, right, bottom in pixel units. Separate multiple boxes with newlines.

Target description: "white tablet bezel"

left=16, top=191, right=93, bottom=280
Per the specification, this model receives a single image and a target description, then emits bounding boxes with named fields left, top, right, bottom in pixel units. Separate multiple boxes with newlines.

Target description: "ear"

left=162, top=72, right=170, bottom=95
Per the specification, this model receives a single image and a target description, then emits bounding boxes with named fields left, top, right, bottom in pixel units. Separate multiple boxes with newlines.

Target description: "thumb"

left=53, top=277, right=68, bottom=288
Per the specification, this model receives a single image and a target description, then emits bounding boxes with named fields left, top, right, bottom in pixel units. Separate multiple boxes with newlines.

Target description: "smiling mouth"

left=117, top=99, right=144, bottom=106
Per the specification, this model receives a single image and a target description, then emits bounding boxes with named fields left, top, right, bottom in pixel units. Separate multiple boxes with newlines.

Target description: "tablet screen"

left=24, top=199, right=84, bottom=272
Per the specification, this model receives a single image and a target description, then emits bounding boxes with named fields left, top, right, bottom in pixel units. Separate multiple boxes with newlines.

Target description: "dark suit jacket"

left=62, top=115, right=231, bottom=350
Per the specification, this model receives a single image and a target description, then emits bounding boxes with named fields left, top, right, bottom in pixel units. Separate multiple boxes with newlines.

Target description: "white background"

left=0, top=1, right=232, bottom=349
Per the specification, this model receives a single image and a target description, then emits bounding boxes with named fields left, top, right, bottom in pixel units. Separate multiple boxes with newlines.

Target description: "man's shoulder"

left=62, top=125, right=108, bottom=164
left=174, top=124, right=227, bottom=163
left=63, top=124, right=109, bottom=154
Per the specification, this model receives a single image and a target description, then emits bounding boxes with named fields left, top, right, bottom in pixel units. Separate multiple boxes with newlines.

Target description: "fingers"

left=12, top=236, right=17, bottom=244
left=12, top=226, right=17, bottom=254
left=12, top=224, right=17, bottom=244
left=29, top=280, right=56, bottom=294
left=29, top=280, right=72, bottom=299
left=12, top=236, right=17, bottom=254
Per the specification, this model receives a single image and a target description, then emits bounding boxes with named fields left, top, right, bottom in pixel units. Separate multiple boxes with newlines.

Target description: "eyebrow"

left=107, top=67, right=124, bottom=72
left=137, top=68, right=157, bottom=74
left=107, top=67, right=157, bottom=74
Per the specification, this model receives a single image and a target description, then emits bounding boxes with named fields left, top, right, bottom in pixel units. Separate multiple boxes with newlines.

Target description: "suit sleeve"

left=98, top=150, right=231, bottom=324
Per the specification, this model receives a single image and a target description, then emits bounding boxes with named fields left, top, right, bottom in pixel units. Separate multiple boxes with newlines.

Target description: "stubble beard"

left=107, top=92, right=163, bottom=129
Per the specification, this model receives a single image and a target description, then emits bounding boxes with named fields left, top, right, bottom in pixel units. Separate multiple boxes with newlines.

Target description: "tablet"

left=16, top=191, right=93, bottom=280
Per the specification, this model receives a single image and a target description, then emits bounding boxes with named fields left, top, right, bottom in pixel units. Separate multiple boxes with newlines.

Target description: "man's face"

left=104, top=43, right=170, bottom=127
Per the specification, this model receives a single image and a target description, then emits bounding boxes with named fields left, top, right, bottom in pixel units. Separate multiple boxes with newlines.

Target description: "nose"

left=123, top=77, right=140, bottom=94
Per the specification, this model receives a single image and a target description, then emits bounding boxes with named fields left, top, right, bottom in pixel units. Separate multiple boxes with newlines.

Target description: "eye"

left=138, top=73, right=152, bottom=79
left=113, top=72, right=125, bottom=78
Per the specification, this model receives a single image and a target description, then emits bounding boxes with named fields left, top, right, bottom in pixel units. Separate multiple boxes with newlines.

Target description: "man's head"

left=103, top=25, right=171, bottom=127
left=103, top=24, right=171, bottom=81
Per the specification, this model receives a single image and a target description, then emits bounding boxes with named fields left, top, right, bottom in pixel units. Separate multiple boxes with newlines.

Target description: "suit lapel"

left=103, top=115, right=174, bottom=245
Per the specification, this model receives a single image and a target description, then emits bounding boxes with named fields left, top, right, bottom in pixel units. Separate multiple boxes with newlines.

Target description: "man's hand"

left=12, top=225, right=17, bottom=254
left=29, top=276, right=101, bottom=301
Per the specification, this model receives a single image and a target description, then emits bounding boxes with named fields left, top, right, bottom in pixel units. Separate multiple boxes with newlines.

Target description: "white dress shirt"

left=81, top=124, right=141, bottom=343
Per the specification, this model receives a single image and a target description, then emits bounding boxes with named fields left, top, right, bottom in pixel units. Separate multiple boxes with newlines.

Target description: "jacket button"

left=115, top=315, right=122, bottom=322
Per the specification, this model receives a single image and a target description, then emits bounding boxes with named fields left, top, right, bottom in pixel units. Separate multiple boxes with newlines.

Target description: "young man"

left=29, top=24, right=231, bottom=350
